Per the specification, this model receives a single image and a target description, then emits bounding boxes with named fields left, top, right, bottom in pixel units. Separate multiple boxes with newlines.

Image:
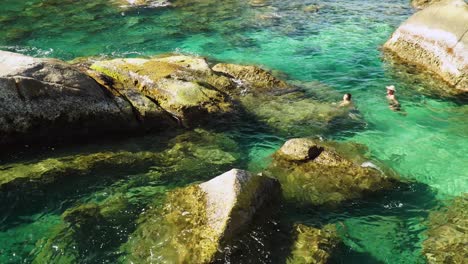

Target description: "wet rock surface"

left=123, top=169, right=280, bottom=263
left=287, top=224, right=340, bottom=264
left=384, top=0, right=468, bottom=93
left=265, top=138, right=397, bottom=205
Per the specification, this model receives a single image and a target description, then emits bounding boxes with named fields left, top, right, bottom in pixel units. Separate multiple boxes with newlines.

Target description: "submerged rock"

left=90, top=55, right=235, bottom=127
left=265, top=138, right=397, bottom=205
left=33, top=194, right=139, bottom=263
left=287, top=224, right=340, bottom=264
left=0, top=151, right=159, bottom=193
left=123, top=169, right=280, bottom=263
left=383, top=0, right=468, bottom=93
left=0, top=50, right=140, bottom=145
left=239, top=91, right=347, bottom=136
left=423, top=195, right=468, bottom=264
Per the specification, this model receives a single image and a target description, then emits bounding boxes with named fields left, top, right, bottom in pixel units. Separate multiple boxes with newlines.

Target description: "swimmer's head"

left=386, top=85, right=396, bottom=94
left=343, top=93, right=352, bottom=101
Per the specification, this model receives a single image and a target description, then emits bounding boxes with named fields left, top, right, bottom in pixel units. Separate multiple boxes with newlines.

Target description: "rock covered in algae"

left=287, top=224, right=340, bottom=264
left=239, top=91, right=347, bottom=136
left=0, top=50, right=139, bottom=146
left=265, top=138, right=397, bottom=205
left=90, top=55, right=235, bottom=127
left=423, top=195, right=468, bottom=264
left=33, top=194, right=139, bottom=264
left=123, top=169, right=280, bottom=263
left=212, top=62, right=289, bottom=92
left=0, top=151, right=159, bottom=192
left=384, top=0, right=468, bottom=93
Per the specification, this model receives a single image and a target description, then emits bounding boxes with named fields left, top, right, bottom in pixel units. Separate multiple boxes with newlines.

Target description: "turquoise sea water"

left=1, top=0, right=467, bottom=263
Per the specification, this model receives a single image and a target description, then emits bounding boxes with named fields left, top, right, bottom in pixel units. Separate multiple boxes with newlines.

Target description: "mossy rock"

left=264, top=138, right=397, bottom=205
left=90, top=55, right=235, bottom=127
left=212, top=62, right=289, bottom=92
left=123, top=169, right=280, bottom=263
left=0, top=151, right=159, bottom=190
left=33, top=195, right=134, bottom=264
left=239, top=91, right=353, bottom=136
left=287, top=224, right=340, bottom=264
left=423, top=195, right=468, bottom=264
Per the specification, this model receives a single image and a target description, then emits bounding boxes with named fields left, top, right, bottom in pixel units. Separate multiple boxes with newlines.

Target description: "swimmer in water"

left=386, top=85, right=401, bottom=111
left=339, top=93, right=353, bottom=108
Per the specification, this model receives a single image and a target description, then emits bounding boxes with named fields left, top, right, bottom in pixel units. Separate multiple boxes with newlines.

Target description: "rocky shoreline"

left=1, top=0, right=468, bottom=261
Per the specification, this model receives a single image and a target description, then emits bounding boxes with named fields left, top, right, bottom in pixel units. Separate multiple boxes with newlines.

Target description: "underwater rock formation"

left=123, top=169, right=280, bottom=263
left=265, top=138, right=397, bottom=205
left=32, top=194, right=140, bottom=263
left=384, top=0, right=468, bottom=93
left=286, top=224, right=340, bottom=264
left=0, top=128, right=242, bottom=215
left=423, top=195, right=468, bottom=264
left=0, top=50, right=139, bottom=145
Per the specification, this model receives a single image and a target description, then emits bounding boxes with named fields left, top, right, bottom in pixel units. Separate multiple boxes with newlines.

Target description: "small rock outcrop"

left=411, top=0, right=442, bottom=9
left=0, top=50, right=140, bottom=145
left=287, top=224, right=340, bottom=264
left=124, top=169, right=280, bottom=263
left=423, top=195, right=467, bottom=264
left=112, top=0, right=172, bottom=8
left=384, top=0, right=468, bottom=93
left=265, top=138, right=397, bottom=205
left=90, top=55, right=235, bottom=127
left=212, top=63, right=289, bottom=92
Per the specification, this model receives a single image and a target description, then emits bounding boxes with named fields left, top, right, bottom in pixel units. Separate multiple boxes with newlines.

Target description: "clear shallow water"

left=0, top=0, right=467, bottom=263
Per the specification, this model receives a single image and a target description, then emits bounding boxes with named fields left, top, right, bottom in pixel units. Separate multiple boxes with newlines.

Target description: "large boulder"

left=286, top=224, right=340, bottom=264
left=265, top=138, right=397, bottom=205
left=0, top=51, right=144, bottom=145
left=423, top=195, right=467, bottom=264
left=383, top=0, right=468, bottom=93
left=90, top=55, right=235, bottom=127
left=123, top=169, right=280, bottom=263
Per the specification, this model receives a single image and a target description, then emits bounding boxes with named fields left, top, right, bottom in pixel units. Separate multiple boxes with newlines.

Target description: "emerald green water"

left=1, top=0, right=467, bottom=263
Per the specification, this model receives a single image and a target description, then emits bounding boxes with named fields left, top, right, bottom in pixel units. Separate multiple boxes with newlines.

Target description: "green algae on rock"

left=123, top=169, right=280, bottom=263
left=423, top=195, right=468, bottom=264
left=32, top=193, right=144, bottom=264
left=287, top=224, right=340, bottom=264
left=384, top=0, right=468, bottom=93
left=212, top=63, right=289, bottom=92
left=264, top=138, right=397, bottom=205
left=90, top=55, right=235, bottom=127
left=0, top=151, right=159, bottom=191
